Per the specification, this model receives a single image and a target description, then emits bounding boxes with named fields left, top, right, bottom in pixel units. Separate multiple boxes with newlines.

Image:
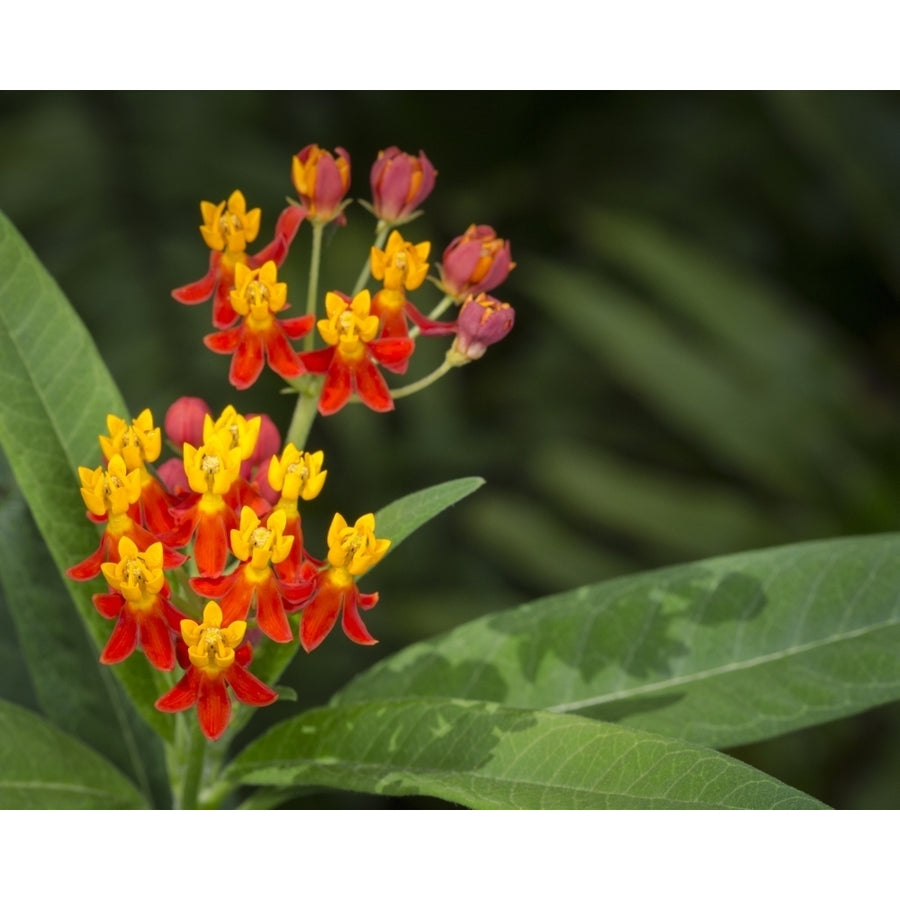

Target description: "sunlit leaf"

left=226, top=698, right=826, bottom=809
left=336, top=533, right=900, bottom=749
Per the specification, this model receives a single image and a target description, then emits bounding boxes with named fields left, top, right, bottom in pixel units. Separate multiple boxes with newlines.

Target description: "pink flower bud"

left=291, top=144, right=351, bottom=225
left=164, top=396, right=211, bottom=448
left=370, top=147, right=437, bottom=223
left=448, top=293, right=515, bottom=364
left=439, top=225, right=515, bottom=300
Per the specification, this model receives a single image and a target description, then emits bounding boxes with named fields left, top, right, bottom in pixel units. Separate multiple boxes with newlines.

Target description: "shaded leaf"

left=0, top=211, right=174, bottom=741
left=336, top=534, right=900, bottom=749
left=0, top=698, right=147, bottom=809
left=226, top=698, right=826, bottom=809
left=0, top=451, right=169, bottom=804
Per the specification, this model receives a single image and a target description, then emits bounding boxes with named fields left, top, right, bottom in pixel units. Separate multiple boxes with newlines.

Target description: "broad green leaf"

left=0, top=211, right=174, bottom=741
left=0, top=698, right=148, bottom=809
left=226, top=698, right=826, bottom=809
left=371, top=476, right=485, bottom=554
left=0, top=452, right=169, bottom=805
left=335, top=533, right=900, bottom=749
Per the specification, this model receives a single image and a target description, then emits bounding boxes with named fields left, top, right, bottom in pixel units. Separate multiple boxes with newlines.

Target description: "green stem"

left=390, top=358, right=455, bottom=400
left=351, top=220, right=390, bottom=296
left=285, top=378, right=323, bottom=450
left=426, top=294, right=456, bottom=321
left=178, top=720, right=207, bottom=810
left=303, top=221, right=325, bottom=352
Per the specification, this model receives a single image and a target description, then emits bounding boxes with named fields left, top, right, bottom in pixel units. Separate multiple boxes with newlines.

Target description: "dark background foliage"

left=2, top=91, right=900, bottom=807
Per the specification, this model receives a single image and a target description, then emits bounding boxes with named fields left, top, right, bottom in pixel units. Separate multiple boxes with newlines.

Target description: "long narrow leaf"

left=0, top=211, right=173, bottom=741
left=0, top=698, right=148, bottom=809
left=226, top=698, right=826, bottom=809
left=335, top=533, right=900, bottom=749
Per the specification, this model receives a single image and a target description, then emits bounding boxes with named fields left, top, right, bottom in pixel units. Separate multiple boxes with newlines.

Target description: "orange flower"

left=291, top=144, right=351, bottom=225
left=155, top=602, right=277, bottom=741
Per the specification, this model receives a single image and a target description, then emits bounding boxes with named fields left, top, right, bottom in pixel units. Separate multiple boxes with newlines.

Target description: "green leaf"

left=0, top=451, right=169, bottom=805
left=0, top=211, right=174, bottom=742
left=226, top=698, right=826, bottom=809
left=335, top=533, right=900, bottom=750
left=0, top=698, right=148, bottom=808
left=371, top=476, right=485, bottom=555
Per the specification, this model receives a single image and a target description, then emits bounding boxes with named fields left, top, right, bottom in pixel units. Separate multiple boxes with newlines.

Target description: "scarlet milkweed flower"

left=165, top=431, right=243, bottom=577
left=437, top=224, right=515, bottom=301
left=93, top=538, right=183, bottom=671
left=99, top=409, right=175, bottom=534
left=155, top=601, right=277, bottom=741
left=203, top=261, right=314, bottom=390
left=67, top=454, right=186, bottom=581
left=298, top=512, right=390, bottom=652
left=291, top=145, right=351, bottom=226
left=267, top=443, right=327, bottom=582
left=300, top=290, right=414, bottom=415
left=190, top=507, right=314, bottom=643
left=172, top=190, right=304, bottom=330
left=369, top=147, right=437, bottom=224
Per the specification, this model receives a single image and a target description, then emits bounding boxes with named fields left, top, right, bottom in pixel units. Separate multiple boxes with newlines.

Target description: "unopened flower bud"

left=439, top=225, right=514, bottom=300
left=447, top=293, right=515, bottom=365
left=291, top=144, right=351, bottom=225
left=164, top=396, right=211, bottom=448
left=370, top=147, right=437, bottom=223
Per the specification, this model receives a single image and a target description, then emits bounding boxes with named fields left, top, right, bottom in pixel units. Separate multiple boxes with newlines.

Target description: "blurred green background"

left=2, top=91, right=900, bottom=807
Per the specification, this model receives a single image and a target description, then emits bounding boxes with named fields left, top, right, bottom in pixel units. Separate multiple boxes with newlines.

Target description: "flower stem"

left=178, top=720, right=206, bottom=810
left=285, top=377, right=323, bottom=450
left=351, top=220, right=390, bottom=296
left=303, top=221, right=324, bottom=352
left=426, top=294, right=456, bottom=321
left=390, top=358, right=454, bottom=400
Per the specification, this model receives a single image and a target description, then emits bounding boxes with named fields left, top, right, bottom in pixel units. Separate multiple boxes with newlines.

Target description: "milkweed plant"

left=0, top=142, right=894, bottom=809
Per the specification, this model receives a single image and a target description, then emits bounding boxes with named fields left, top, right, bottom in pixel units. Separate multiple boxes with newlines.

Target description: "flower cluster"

left=67, top=401, right=390, bottom=740
left=174, top=144, right=516, bottom=408
left=67, top=142, right=516, bottom=746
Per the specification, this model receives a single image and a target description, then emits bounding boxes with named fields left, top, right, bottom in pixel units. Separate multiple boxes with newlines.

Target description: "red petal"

left=300, top=582, right=342, bottom=652
left=156, top=669, right=200, bottom=713
left=299, top=346, right=335, bottom=375
left=318, top=361, right=353, bottom=415
left=281, top=313, right=316, bottom=340
left=100, top=610, right=138, bottom=664
left=405, top=300, right=456, bottom=336
left=369, top=337, right=414, bottom=368
left=354, top=357, right=394, bottom=412
left=194, top=509, right=229, bottom=577
left=203, top=327, right=242, bottom=354
left=190, top=572, right=235, bottom=598
left=172, top=255, right=219, bottom=304
left=138, top=610, right=176, bottom=671
left=264, top=327, right=305, bottom=380
left=226, top=664, right=279, bottom=706
left=197, top=676, right=231, bottom=740
left=93, top=591, right=124, bottom=619
left=255, top=577, right=293, bottom=643
left=213, top=277, right=239, bottom=329
left=66, top=534, right=111, bottom=581
left=249, top=205, right=306, bottom=268
left=341, top=587, right=377, bottom=646
left=140, top=477, right=176, bottom=534
left=358, top=589, right=380, bottom=610
left=230, top=329, right=265, bottom=390
left=219, top=573, right=255, bottom=624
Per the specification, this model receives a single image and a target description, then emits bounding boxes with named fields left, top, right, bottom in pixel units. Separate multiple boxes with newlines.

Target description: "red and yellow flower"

left=93, top=537, right=183, bottom=670
left=300, top=290, right=413, bottom=415
left=190, top=507, right=314, bottom=643
left=67, top=453, right=185, bottom=581
left=155, top=601, right=277, bottom=741
left=172, top=190, right=304, bottom=330
left=291, top=145, right=351, bottom=226
left=299, top=512, right=390, bottom=652
left=203, top=261, right=314, bottom=390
